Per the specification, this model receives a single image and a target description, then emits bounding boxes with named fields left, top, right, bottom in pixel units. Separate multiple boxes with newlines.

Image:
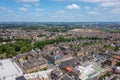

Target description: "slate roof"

left=23, top=59, right=46, bottom=69
left=60, top=57, right=80, bottom=68
left=16, top=76, right=26, bottom=80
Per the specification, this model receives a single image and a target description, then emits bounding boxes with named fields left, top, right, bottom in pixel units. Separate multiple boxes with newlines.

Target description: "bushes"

left=116, top=62, right=120, bottom=66
left=103, top=45, right=119, bottom=51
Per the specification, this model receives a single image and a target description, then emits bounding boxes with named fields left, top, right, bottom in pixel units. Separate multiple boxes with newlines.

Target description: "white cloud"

left=55, top=0, right=120, bottom=8
left=100, top=2, right=120, bottom=7
left=82, top=0, right=120, bottom=8
left=51, top=10, right=80, bottom=19
left=54, top=0, right=118, bottom=2
left=0, top=6, right=12, bottom=13
left=55, top=0, right=120, bottom=16
left=66, top=4, right=80, bottom=10
left=35, top=3, right=39, bottom=6
left=112, top=8, right=120, bottom=14
left=52, top=10, right=66, bottom=18
left=88, top=11, right=100, bottom=15
left=94, top=7, right=106, bottom=10
left=36, top=8, right=44, bottom=11
left=23, top=4, right=31, bottom=7
left=0, top=7, right=7, bottom=10
left=8, top=10, right=12, bottom=13
left=85, top=6, right=91, bottom=9
left=19, top=7, right=28, bottom=12
left=78, top=0, right=119, bottom=4
left=82, top=0, right=106, bottom=3
left=19, top=0, right=39, bottom=2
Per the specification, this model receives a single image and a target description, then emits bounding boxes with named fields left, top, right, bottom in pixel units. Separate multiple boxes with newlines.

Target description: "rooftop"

left=22, top=59, right=46, bottom=69
left=24, top=69, right=53, bottom=80
left=75, top=63, right=102, bottom=80
left=16, top=76, right=26, bottom=80
left=0, top=59, right=23, bottom=80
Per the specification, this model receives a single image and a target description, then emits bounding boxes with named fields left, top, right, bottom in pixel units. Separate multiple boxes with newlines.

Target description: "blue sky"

left=0, top=0, right=120, bottom=22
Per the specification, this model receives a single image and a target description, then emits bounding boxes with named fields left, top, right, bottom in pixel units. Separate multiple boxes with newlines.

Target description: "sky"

left=0, top=0, right=120, bottom=22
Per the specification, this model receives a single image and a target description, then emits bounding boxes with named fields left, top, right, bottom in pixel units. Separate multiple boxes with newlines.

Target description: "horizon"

left=0, top=21, right=120, bottom=23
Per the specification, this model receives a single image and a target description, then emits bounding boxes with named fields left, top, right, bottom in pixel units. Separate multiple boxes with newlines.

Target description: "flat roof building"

left=75, top=63, right=102, bottom=80
left=0, top=59, right=23, bottom=80
left=24, top=69, right=53, bottom=80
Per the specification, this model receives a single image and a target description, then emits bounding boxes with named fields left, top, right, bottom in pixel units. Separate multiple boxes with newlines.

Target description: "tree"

left=15, top=46, right=21, bottom=52
left=21, top=46, right=27, bottom=53
left=0, top=39, right=32, bottom=58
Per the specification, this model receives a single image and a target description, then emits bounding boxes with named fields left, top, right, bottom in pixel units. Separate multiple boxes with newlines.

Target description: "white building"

left=116, top=66, right=120, bottom=73
left=75, top=62, right=102, bottom=80
left=0, top=59, right=23, bottom=80
left=24, top=69, right=53, bottom=80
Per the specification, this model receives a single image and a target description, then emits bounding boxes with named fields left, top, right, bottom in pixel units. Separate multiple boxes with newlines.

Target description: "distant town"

left=0, top=22, right=120, bottom=80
